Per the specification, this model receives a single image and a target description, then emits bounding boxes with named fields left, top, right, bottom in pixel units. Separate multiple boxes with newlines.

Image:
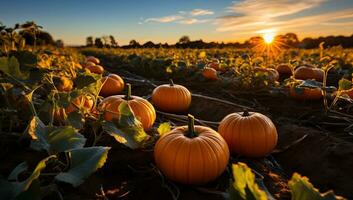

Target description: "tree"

left=94, top=37, right=104, bottom=48
left=143, top=41, right=155, bottom=48
left=102, top=35, right=110, bottom=47
left=86, top=36, right=94, bottom=47
left=109, top=35, right=118, bottom=47
left=284, top=33, right=299, bottom=47
left=55, top=39, right=64, bottom=48
left=178, top=35, right=190, bottom=44
left=129, top=39, right=140, bottom=48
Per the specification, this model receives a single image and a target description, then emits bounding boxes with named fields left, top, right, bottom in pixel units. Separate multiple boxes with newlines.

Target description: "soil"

left=1, top=60, right=353, bottom=200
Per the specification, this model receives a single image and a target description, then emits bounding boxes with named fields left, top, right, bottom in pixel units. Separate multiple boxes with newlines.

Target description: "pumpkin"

left=55, top=76, right=73, bottom=92
left=254, top=67, right=279, bottom=81
left=86, top=65, right=104, bottom=74
left=66, top=95, right=94, bottom=114
left=86, top=56, right=100, bottom=64
left=294, top=66, right=324, bottom=82
left=53, top=95, right=94, bottom=122
left=202, top=67, right=218, bottom=81
left=218, top=110, right=278, bottom=157
left=100, top=74, right=125, bottom=97
left=154, top=114, right=229, bottom=185
left=151, top=80, right=191, bottom=113
left=83, top=61, right=96, bottom=68
left=207, top=59, right=225, bottom=72
left=99, top=84, right=156, bottom=130
left=276, top=63, right=292, bottom=75
left=289, top=87, right=323, bottom=100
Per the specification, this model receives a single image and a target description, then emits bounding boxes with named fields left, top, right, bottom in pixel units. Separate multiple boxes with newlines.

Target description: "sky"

left=1, top=0, right=353, bottom=45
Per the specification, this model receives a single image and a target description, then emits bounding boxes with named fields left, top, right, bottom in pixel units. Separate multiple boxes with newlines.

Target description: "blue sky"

left=1, top=0, right=353, bottom=45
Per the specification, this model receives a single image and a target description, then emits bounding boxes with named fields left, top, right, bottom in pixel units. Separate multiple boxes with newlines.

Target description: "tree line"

left=85, top=33, right=353, bottom=49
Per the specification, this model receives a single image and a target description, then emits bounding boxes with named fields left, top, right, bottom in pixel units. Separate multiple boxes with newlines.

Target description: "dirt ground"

left=1, top=63, right=353, bottom=200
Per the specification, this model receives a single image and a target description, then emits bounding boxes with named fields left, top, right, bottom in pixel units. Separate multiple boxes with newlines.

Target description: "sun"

left=263, top=32, right=275, bottom=44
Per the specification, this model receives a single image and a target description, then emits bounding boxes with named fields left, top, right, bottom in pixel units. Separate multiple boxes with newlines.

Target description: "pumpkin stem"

left=125, top=83, right=131, bottom=100
left=242, top=110, right=250, bottom=117
left=169, top=79, right=174, bottom=86
left=186, top=114, right=197, bottom=138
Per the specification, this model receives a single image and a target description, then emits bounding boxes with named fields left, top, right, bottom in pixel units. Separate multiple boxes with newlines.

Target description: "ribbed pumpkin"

left=294, top=66, right=324, bottom=82
left=54, top=76, right=73, bottom=92
left=254, top=67, right=279, bottom=81
left=154, top=114, right=229, bottom=185
left=66, top=95, right=94, bottom=114
left=276, top=63, right=292, bottom=75
left=207, top=59, right=225, bottom=72
left=86, top=56, right=100, bottom=64
left=54, top=95, right=94, bottom=122
left=86, top=65, right=104, bottom=74
left=151, top=80, right=191, bottom=113
left=289, top=87, right=323, bottom=100
left=83, top=61, right=96, bottom=68
left=99, top=84, right=156, bottom=130
left=100, top=74, right=125, bottom=97
left=218, top=111, right=278, bottom=157
left=202, top=67, right=218, bottom=81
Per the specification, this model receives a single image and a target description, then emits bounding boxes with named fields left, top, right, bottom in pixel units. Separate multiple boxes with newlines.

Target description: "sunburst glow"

left=263, top=32, right=275, bottom=44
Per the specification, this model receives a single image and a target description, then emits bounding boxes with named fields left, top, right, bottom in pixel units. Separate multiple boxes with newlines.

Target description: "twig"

left=192, top=93, right=252, bottom=110
left=156, top=110, right=219, bottom=128
left=272, top=134, right=308, bottom=153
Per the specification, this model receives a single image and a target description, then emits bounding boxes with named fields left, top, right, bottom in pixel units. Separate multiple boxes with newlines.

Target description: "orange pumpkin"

left=276, top=63, right=292, bottom=75
left=289, top=87, right=323, bottom=100
left=83, top=61, right=96, bottom=68
left=86, top=65, right=104, bottom=74
left=66, top=95, right=94, bottom=114
left=254, top=67, right=279, bottom=81
left=55, top=76, right=73, bottom=92
left=294, top=66, right=324, bottom=82
left=207, top=59, right=225, bottom=72
left=154, top=114, right=229, bottom=184
left=151, top=80, right=191, bottom=113
left=99, top=84, right=156, bottom=130
left=86, top=56, right=100, bottom=64
left=218, top=111, right=278, bottom=157
left=202, top=67, right=218, bottom=81
left=100, top=74, right=125, bottom=97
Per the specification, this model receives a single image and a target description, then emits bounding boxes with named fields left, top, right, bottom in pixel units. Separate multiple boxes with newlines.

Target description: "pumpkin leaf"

left=229, top=162, right=267, bottom=200
left=0, top=156, right=56, bottom=199
left=55, top=147, right=110, bottom=187
left=74, top=72, right=101, bottom=89
left=0, top=56, right=29, bottom=80
left=288, top=173, right=344, bottom=200
left=157, top=122, right=171, bottom=137
left=8, top=162, right=28, bottom=182
left=338, top=78, right=352, bottom=91
left=26, top=116, right=86, bottom=154
left=67, top=111, right=85, bottom=129
left=102, top=101, right=149, bottom=149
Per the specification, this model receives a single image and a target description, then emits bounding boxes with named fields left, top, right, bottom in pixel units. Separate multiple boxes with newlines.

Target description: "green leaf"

left=55, top=147, right=110, bottom=187
left=289, top=173, right=344, bottom=200
left=102, top=101, right=149, bottom=149
left=74, top=72, right=101, bottom=89
left=0, top=56, right=29, bottom=79
left=338, top=78, right=352, bottom=91
left=229, top=162, right=267, bottom=200
left=67, top=111, right=85, bottom=129
left=27, top=117, right=86, bottom=154
left=8, top=162, right=28, bottom=182
left=299, top=80, right=322, bottom=88
left=0, top=156, right=56, bottom=199
left=157, top=122, right=171, bottom=137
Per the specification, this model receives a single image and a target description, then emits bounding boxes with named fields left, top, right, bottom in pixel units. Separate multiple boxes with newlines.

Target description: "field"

left=1, top=32, right=353, bottom=199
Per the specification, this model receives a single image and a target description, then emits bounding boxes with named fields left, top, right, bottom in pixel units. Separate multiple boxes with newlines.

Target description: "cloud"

left=145, top=15, right=184, bottom=23
left=143, top=8, right=214, bottom=24
left=190, top=9, right=214, bottom=16
left=215, top=0, right=353, bottom=35
left=179, top=19, right=210, bottom=25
